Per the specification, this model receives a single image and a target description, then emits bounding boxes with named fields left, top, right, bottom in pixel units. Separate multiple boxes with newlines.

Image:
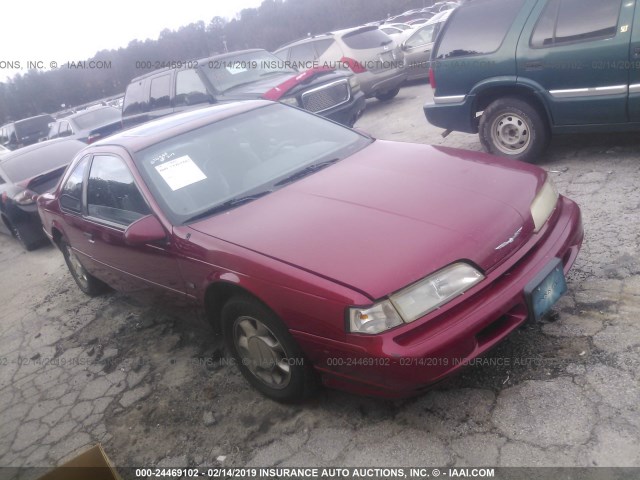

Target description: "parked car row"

left=0, top=114, right=54, bottom=150
left=0, top=0, right=600, bottom=404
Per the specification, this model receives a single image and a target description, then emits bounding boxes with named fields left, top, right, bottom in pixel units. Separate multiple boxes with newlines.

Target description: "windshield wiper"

left=185, top=190, right=273, bottom=223
left=274, top=158, right=340, bottom=187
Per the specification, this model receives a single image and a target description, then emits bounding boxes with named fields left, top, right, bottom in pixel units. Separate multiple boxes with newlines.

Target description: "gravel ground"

left=0, top=82, right=639, bottom=475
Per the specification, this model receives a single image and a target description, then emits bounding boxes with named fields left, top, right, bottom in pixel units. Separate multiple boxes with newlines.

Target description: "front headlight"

left=348, top=263, right=484, bottom=334
left=348, top=75, right=361, bottom=93
left=530, top=177, right=559, bottom=232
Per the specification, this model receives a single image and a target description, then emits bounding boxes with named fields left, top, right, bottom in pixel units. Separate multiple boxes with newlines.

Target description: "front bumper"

left=292, top=196, right=583, bottom=398
left=323, top=90, right=367, bottom=127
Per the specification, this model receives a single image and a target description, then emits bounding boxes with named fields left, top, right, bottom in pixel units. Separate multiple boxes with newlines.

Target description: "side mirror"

left=124, top=215, right=166, bottom=245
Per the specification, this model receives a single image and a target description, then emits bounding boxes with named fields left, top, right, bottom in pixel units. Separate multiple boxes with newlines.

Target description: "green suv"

left=424, top=0, right=638, bottom=162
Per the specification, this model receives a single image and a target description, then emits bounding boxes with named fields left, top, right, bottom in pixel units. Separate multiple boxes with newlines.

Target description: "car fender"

left=469, top=76, right=554, bottom=127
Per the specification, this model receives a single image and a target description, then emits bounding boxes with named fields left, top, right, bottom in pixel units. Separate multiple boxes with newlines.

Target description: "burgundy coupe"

left=37, top=101, right=583, bottom=401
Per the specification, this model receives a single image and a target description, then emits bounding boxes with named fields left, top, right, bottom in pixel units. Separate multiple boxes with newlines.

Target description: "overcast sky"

left=1, top=0, right=264, bottom=80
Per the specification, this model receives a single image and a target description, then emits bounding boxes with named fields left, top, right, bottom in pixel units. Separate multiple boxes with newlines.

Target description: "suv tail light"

left=429, top=67, right=436, bottom=89
left=341, top=57, right=367, bottom=74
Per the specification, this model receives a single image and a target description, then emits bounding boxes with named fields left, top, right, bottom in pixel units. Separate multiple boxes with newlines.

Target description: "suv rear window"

left=434, top=0, right=525, bottom=59
left=341, top=28, right=393, bottom=50
left=531, top=0, right=622, bottom=48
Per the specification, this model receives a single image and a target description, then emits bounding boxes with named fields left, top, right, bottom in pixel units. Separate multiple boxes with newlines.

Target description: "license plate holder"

left=524, top=258, right=567, bottom=321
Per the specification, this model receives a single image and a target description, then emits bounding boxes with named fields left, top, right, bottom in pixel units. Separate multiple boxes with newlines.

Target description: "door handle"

left=83, top=232, right=95, bottom=244
left=524, top=61, right=543, bottom=71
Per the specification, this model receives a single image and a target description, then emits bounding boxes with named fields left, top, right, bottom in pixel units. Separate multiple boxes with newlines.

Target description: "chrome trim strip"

left=300, top=78, right=350, bottom=114
left=549, top=85, right=628, bottom=98
left=629, top=84, right=640, bottom=94
left=433, top=94, right=466, bottom=104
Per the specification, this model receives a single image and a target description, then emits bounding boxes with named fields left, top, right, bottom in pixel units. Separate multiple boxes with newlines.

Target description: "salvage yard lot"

left=1, top=82, right=639, bottom=470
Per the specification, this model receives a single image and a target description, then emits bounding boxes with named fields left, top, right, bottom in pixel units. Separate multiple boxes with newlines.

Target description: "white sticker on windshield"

left=155, top=155, right=206, bottom=191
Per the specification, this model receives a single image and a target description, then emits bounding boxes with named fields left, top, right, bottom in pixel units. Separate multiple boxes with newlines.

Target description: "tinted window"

left=14, top=115, right=54, bottom=139
left=149, top=75, right=171, bottom=110
left=532, top=0, right=621, bottom=47
left=530, top=0, right=559, bottom=47
left=175, top=70, right=210, bottom=107
left=122, top=80, right=147, bottom=116
left=87, top=155, right=150, bottom=226
left=435, top=0, right=525, bottom=58
left=341, top=28, right=392, bottom=50
left=60, top=156, right=89, bottom=213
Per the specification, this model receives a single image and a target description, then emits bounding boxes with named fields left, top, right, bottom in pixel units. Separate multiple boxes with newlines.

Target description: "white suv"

left=275, top=26, right=407, bottom=101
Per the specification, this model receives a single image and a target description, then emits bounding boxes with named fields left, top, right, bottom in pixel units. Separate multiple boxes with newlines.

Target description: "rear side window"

left=123, top=80, right=147, bottom=116
left=87, top=155, right=150, bottom=226
left=60, top=156, right=89, bottom=213
left=149, top=74, right=171, bottom=110
left=341, top=28, right=392, bottom=50
left=531, top=0, right=622, bottom=48
left=435, top=0, right=525, bottom=58
left=175, top=70, right=210, bottom=107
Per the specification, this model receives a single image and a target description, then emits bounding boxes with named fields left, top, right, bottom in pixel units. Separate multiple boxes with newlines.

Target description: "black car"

left=0, top=139, right=85, bottom=250
left=48, top=106, right=123, bottom=144
left=122, top=49, right=366, bottom=129
left=0, top=114, right=54, bottom=150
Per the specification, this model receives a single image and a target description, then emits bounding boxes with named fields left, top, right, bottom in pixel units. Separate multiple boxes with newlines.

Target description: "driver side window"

left=60, top=156, right=90, bottom=214
left=87, top=155, right=151, bottom=226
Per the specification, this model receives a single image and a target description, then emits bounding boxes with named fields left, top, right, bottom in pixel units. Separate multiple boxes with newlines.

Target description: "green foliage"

left=0, top=0, right=429, bottom=123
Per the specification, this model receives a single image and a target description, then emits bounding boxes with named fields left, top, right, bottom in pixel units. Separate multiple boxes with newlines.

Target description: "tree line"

left=0, top=0, right=429, bottom=124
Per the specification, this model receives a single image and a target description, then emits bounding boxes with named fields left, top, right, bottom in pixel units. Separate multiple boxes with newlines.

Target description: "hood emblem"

left=495, top=227, right=523, bottom=250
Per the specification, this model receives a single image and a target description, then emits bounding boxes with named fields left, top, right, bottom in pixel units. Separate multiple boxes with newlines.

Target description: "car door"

left=79, top=153, right=185, bottom=297
left=517, top=0, right=632, bottom=125
left=403, top=23, right=438, bottom=79
left=629, top=1, right=640, bottom=121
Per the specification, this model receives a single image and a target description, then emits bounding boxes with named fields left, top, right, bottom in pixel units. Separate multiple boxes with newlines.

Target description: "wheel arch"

left=472, top=83, right=552, bottom=132
left=204, top=281, right=271, bottom=334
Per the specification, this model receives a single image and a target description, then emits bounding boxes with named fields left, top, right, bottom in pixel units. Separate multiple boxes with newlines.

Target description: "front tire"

left=478, top=97, right=550, bottom=163
left=375, top=87, right=400, bottom=102
left=60, top=239, right=107, bottom=296
left=221, top=295, right=318, bottom=402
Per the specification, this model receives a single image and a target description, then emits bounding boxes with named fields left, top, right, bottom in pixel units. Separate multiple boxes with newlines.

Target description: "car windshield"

left=200, top=51, right=297, bottom=93
left=135, top=103, right=371, bottom=224
left=72, top=107, right=121, bottom=130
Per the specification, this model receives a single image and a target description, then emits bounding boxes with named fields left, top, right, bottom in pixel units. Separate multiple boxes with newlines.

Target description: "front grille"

left=301, top=79, right=350, bottom=113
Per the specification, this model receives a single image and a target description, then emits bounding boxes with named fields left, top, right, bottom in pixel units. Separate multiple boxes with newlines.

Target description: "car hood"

left=189, top=141, right=544, bottom=300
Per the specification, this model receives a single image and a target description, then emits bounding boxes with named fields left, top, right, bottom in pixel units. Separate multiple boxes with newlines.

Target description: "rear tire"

left=7, top=219, right=39, bottom=251
left=221, top=295, right=318, bottom=402
left=60, top=239, right=107, bottom=296
left=478, top=97, right=550, bottom=163
left=375, top=87, right=400, bottom=102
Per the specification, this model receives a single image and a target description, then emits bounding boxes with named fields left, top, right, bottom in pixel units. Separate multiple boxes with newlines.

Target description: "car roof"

left=92, top=100, right=272, bottom=152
